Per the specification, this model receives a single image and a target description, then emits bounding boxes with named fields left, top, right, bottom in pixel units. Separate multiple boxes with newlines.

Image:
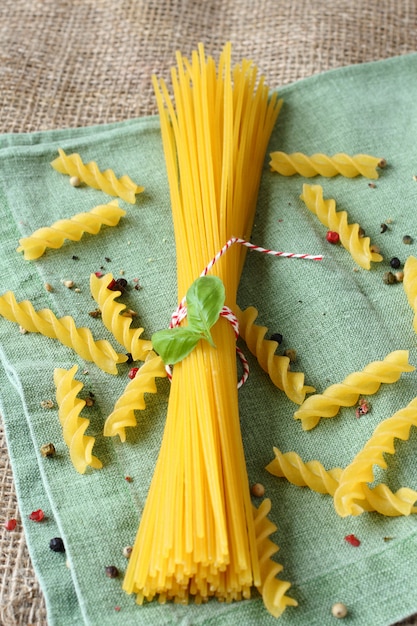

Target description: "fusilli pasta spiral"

left=54, top=365, right=102, bottom=474
left=294, top=350, right=415, bottom=430
left=403, top=255, right=417, bottom=333
left=334, top=396, right=417, bottom=517
left=270, top=152, right=384, bottom=179
left=104, top=351, right=167, bottom=441
left=236, top=305, right=315, bottom=404
left=300, top=184, right=383, bottom=269
left=253, top=499, right=298, bottom=617
left=266, top=448, right=417, bottom=517
left=90, top=272, right=152, bottom=361
left=0, top=291, right=127, bottom=374
left=51, top=148, right=144, bottom=204
left=16, top=200, right=126, bottom=260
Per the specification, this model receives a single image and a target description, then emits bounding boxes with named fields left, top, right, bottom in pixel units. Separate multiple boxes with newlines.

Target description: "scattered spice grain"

left=123, top=546, right=133, bottom=558
left=331, top=602, right=348, bottom=618
left=251, top=483, right=265, bottom=497
left=49, top=537, right=65, bottom=552
left=105, top=565, right=119, bottom=578
left=383, top=271, right=396, bottom=285
left=403, top=235, right=413, bottom=245
left=344, top=534, right=361, bottom=547
left=4, top=519, right=17, bottom=531
left=326, top=231, right=340, bottom=244
left=29, top=509, right=45, bottom=522
left=40, top=399, right=54, bottom=409
left=40, top=443, right=56, bottom=458
left=69, top=176, right=81, bottom=187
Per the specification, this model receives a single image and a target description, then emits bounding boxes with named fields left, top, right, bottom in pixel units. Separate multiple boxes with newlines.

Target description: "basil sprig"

left=152, top=276, right=225, bottom=365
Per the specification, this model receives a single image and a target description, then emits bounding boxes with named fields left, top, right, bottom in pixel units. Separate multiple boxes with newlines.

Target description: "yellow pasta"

left=103, top=351, right=167, bottom=441
left=294, top=350, right=415, bottom=430
left=16, top=200, right=126, bottom=260
left=300, top=184, right=383, bottom=269
left=236, top=305, right=315, bottom=404
left=266, top=448, right=417, bottom=517
left=54, top=365, right=102, bottom=473
left=123, top=44, right=296, bottom=616
left=253, top=499, right=298, bottom=616
left=90, top=272, right=152, bottom=361
left=51, top=148, right=144, bottom=204
left=403, top=255, right=417, bottom=332
left=334, top=396, right=417, bottom=517
left=0, top=290, right=127, bottom=374
left=270, top=152, right=384, bottom=179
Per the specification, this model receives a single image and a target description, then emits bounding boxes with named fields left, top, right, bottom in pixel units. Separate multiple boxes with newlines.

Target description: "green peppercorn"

left=383, top=271, right=396, bottom=285
left=403, top=235, right=413, bottom=245
left=40, top=443, right=56, bottom=458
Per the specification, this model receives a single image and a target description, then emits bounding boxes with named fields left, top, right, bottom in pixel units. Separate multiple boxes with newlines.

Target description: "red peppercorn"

left=326, top=231, right=340, bottom=244
left=4, top=519, right=17, bottom=531
left=29, top=509, right=45, bottom=522
left=107, top=278, right=117, bottom=290
left=344, top=534, right=361, bottom=547
left=128, top=367, right=139, bottom=379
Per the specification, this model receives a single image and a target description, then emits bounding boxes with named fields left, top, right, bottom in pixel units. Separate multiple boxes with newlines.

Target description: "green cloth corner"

left=1, top=52, right=417, bottom=626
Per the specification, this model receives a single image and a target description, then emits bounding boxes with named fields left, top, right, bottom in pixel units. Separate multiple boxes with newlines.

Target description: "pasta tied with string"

left=54, top=365, right=102, bottom=474
left=51, top=148, right=144, bottom=204
left=300, top=184, right=383, bottom=269
left=293, top=350, right=415, bottom=430
left=270, top=152, right=385, bottom=179
left=16, top=200, right=126, bottom=260
left=122, top=43, right=297, bottom=616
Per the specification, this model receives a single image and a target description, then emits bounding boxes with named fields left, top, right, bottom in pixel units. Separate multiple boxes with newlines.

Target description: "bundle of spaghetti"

left=266, top=448, right=417, bottom=516
left=16, top=200, right=126, bottom=260
left=51, top=148, right=144, bottom=204
left=123, top=43, right=297, bottom=616
left=236, top=305, right=315, bottom=404
left=300, top=184, right=383, bottom=269
left=269, top=152, right=384, bottom=179
left=0, top=290, right=127, bottom=374
left=294, top=350, right=415, bottom=430
left=90, top=272, right=152, bottom=361
left=403, top=255, right=417, bottom=332
left=104, top=351, right=167, bottom=441
left=334, top=396, right=417, bottom=517
left=54, top=365, right=102, bottom=473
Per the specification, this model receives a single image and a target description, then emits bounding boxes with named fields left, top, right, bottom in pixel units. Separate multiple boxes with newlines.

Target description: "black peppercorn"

left=389, top=257, right=401, bottom=269
left=270, top=333, right=283, bottom=344
left=105, top=565, right=119, bottom=578
left=49, top=537, right=65, bottom=552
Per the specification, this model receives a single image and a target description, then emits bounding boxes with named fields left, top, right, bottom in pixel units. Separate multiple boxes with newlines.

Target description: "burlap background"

left=1, top=1, right=416, bottom=624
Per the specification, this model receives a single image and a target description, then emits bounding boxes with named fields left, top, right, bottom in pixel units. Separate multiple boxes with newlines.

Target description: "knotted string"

left=166, top=237, right=322, bottom=386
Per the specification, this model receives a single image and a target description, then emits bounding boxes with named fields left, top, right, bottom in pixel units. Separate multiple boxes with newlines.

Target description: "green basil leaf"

left=151, top=327, right=202, bottom=365
left=185, top=276, right=225, bottom=345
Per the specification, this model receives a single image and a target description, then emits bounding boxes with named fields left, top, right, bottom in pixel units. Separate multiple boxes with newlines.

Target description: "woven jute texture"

left=1, top=1, right=417, bottom=624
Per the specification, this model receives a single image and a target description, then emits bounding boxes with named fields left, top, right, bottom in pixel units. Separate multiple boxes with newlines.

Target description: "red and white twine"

left=166, top=237, right=322, bottom=386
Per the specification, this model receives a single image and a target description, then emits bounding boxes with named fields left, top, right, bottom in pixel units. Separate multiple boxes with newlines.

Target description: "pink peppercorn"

left=128, top=367, right=139, bottom=379
left=326, top=231, right=340, bottom=244
left=29, top=509, right=45, bottom=522
left=4, top=519, right=17, bottom=531
left=345, top=534, right=361, bottom=547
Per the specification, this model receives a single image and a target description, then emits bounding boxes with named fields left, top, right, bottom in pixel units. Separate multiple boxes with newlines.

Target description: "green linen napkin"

left=1, top=52, right=417, bottom=626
